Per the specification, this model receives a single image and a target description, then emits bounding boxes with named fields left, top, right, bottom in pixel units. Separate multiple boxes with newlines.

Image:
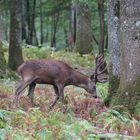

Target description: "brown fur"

left=14, top=60, right=97, bottom=108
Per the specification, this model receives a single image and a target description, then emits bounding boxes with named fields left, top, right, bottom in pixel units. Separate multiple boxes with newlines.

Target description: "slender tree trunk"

left=33, top=25, right=39, bottom=46
left=44, top=29, right=49, bottom=43
left=8, top=0, right=23, bottom=70
left=0, top=13, right=4, bottom=41
left=0, top=11, right=9, bottom=41
left=4, top=11, right=9, bottom=41
left=105, top=33, right=108, bottom=51
left=50, top=17, right=53, bottom=47
left=50, top=13, right=59, bottom=48
left=64, top=28, right=68, bottom=50
left=26, top=0, right=31, bottom=44
left=98, top=0, right=105, bottom=54
left=30, top=0, right=35, bottom=44
left=22, top=0, right=27, bottom=42
left=51, top=15, right=56, bottom=48
left=69, top=2, right=77, bottom=45
left=39, top=0, right=44, bottom=45
left=73, top=5, right=77, bottom=44
left=92, top=32, right=99, bottom=46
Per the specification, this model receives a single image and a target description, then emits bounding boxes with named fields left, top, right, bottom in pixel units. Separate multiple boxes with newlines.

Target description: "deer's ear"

left=90, top=74, right=94, bottom=81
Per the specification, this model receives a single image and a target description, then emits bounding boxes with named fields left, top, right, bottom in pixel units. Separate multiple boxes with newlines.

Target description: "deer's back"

left=18, top=60, right=73, bottom=84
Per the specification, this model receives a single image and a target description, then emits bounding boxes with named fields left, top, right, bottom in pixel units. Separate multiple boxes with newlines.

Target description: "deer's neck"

left=70, top=70, right=89, bottom=89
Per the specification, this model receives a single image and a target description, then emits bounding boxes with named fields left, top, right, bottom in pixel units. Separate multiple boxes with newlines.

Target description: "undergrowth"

left=0, top=47, right=139, bottom=139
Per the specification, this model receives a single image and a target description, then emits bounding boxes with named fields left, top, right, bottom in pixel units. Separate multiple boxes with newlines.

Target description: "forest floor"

left=0, top=78, right=140, bottom=139
left=0, top=48, right=140, bottom=140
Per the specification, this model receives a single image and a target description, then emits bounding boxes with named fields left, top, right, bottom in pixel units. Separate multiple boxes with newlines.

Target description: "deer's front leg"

left=57, top=84, right=64, bottom=102
left=49, top=85, right=60, bottom=109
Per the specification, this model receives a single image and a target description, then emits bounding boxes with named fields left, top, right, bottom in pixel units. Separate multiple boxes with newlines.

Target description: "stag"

left=13, top=54, right=107, bottom=108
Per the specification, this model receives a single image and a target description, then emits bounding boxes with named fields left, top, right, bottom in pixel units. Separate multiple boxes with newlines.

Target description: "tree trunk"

left=31, top=0, right=38, bottom=46
left=4, top=11, right=9, bottom=41
left=98, top=0, right=105, bottom=54
left=0, top=13, right=5, bottom=41
left=26, top=0, right=31, bottom=44
left=0, top=15, right=6, bottom=78
left=0, top=41, right=7, bottom=78
left=64, top=28, right=68, bottom=49
left=92, top=33, right=99, bottom=46
left=39, top=0, right=44, bottom=45
left=69, top=2, right=76, bottom=44
left=112, top=0, right=140, bottom=115
left=33, top=24, right=39, bottom=46
left=105, top=0, right=121, bottom=106
left=75, top=4, right=93, bottom=55
left=22, top=0, right=28, bottom=42
left=8, top=0, right=23, bottom=70
left=50, top=13, right=59, bottom=48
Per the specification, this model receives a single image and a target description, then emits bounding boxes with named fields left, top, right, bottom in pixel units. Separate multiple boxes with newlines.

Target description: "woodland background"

left=0, top=0, right=140, bottom=139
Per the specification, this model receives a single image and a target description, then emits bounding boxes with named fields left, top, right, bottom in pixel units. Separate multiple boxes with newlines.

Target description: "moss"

left=0, top=41, right=7, bottom=78
left=112, top=76, right=140, bottom=114
left=104, top=65, right=120, bottom=106
left=0, top=41, right=17, bottom=79
left=0, top=42, right=6, bottom=66
left=134, top=102, right=140, bottom=115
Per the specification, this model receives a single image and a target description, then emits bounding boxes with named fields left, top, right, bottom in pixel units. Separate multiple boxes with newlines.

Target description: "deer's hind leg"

left=13, top=77, right=37, bottom=106
left=27, top=83, right=36, bottom=104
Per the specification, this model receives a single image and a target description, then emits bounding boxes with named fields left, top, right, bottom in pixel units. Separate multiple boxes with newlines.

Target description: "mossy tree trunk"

left=0, top=41, right=7, bottom=78
left=0, top=14, right=5, bottom=41
left=75, top=3, right=93, bottom=55
left=0, top=14, right=6, bottom=78
left=111, top=0, right=140, bottom=114
left=105, top=0, right=121, bottom=105
left=8, top=0, right=23, bottom=71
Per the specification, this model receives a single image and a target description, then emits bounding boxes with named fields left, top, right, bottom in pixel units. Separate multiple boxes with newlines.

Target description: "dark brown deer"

left=13, top=55, right=107, bottom=108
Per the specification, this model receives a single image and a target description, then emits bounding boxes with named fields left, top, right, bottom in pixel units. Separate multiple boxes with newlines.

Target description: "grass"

left=0, top=48, right=140, bottom=139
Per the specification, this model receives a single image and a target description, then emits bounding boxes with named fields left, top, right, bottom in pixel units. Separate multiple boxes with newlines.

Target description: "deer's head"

left=87, top=54, right=108, bottom=98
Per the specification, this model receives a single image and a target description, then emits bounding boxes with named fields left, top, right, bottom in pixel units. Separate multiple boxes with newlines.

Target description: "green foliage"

left=0, top=112, right=7, bottom=129
left=0, top=0, right=10, bottom=12
left=97, top=106, right=140, bottom=135
left=0, top=106, right=137, bottom=140
left=97, top=82, right=108, bottom=99
left=23, top=47, right=52, bottom=60
left=0, top=108, right=99, bottom=140
left=51, top=50, right=94, bottom=68
left=23, top=47, right=94, bottom=69
left=0, top=50, right=139, bottom=139
left=134, top=103, right=140, bottom=115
